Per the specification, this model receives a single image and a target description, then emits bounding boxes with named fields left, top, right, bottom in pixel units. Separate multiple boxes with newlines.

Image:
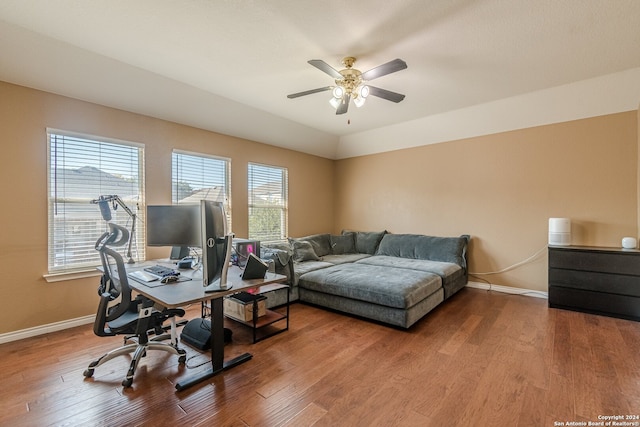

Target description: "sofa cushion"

left=376, top=234, right=469, bottom=267
left=292, top=259, right=334, bottom=286
left=292, top=240, right=321, bottom=262
left=322, top=253, right=371, bottom=265
left=330, top=233, right=356, bottom=254
left=356, top=255, right=464, bottom=286
left=289, top=233, right=332, bottom=257
left=342, top=230, right=387, bottom=255
left=298, top=263, right=442, bottom=309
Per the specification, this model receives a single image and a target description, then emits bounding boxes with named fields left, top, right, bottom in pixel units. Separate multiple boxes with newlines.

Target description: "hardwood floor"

left=1, top=287, right=639, bottom=426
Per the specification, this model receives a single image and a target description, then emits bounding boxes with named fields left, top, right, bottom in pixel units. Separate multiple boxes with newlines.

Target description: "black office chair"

left=83, top=223, right=187, bottom=387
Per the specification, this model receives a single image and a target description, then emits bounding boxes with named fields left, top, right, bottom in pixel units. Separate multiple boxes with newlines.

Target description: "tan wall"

left=335, top=111, right=638, bottom=291
left=0, top=81, right=334, bottom=334
left=1, top=78, right=638, bottom=335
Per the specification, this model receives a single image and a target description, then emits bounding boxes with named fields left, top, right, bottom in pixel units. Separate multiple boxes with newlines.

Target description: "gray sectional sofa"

left=260, top=231, right=470, bottom=328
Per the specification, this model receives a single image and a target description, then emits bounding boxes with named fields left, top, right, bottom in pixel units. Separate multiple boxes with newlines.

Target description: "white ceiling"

left=1, top=0, right=640, bottom=159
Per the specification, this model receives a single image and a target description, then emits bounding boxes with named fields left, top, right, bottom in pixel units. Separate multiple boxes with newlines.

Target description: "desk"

left=127, top=261, right=286, bottom=391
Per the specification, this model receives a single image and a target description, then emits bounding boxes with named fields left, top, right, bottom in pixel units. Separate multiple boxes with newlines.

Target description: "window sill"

left=43, top=269, right=101, bottom=283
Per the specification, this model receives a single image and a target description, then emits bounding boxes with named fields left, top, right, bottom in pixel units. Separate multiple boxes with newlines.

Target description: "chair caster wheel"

left=83, top=369, right=94, bottom=378
left=122, top=378, right=133, bottom=388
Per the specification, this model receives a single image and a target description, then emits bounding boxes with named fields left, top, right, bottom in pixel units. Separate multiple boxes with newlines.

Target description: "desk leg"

left=175, top=297, right=253, bottom=391
left=210, top=297, right=225, bottom=368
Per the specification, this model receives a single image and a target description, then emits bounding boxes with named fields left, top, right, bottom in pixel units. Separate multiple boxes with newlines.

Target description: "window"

left=47, top=129, right=145, bottom=274
left=248, top=163, right=288, bottom=241
left=172, top=150, right=231, bottom=229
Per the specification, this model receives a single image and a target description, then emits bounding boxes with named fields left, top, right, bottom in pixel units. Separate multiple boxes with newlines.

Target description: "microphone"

left=98, top=199, right=112, bottom=221
left=91, top=195, right=114, bottom=221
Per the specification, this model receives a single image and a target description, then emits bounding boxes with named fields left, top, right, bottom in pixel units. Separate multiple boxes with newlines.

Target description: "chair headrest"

left=107, top=223, right=130, bottom=246
left=96, top=223, right=130, bottom=250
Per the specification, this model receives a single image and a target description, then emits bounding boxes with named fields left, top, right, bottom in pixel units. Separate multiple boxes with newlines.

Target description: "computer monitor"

left=201, top=200, right=233, bottom=292
left=146, top=204, right=201, bottom=258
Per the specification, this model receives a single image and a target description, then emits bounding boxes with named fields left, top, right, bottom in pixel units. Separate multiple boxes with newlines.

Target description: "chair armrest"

left=163, top=308, right=186, bottom=318
left=94, top=293, right=116, bottom=337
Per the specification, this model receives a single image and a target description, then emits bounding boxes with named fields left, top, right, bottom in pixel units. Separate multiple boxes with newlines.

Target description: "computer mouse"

left=161, top=275, right=179, bottom=284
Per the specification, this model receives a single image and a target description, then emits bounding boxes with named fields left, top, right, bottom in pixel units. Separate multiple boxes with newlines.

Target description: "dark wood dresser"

left=548, top=245, right=640, bottom=321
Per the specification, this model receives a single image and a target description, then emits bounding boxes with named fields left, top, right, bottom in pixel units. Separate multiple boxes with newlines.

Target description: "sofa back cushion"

left=342, top=230, right=387, bottom=255
left=289, top=233, right=332, bottom=257
left=330, top=233, right=356, bottom=254
left=376, top=234, right=470, bottom=267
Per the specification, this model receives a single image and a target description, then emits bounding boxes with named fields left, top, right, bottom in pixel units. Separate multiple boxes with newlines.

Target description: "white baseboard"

left=466, top=281, right=548, bottom=299
left=0, top=315, right=95, bottom=345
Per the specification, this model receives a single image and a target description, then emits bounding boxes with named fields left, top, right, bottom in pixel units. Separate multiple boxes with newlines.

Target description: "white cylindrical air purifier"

left=549, top=218, right=571, bottom=246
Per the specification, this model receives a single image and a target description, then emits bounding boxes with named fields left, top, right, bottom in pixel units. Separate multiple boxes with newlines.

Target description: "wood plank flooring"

left=1, top=287, right=639, bottom=426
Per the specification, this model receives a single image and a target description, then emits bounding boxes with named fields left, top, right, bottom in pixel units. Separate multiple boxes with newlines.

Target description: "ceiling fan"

left=287, top=57, right=407, bottom=115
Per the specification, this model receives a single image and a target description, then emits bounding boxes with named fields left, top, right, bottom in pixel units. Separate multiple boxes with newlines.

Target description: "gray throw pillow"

left=288, top=234, right=332, bottom=257
left=330, top=233, right=356, bottom=254
left=292, top=240, right=321, bottom=262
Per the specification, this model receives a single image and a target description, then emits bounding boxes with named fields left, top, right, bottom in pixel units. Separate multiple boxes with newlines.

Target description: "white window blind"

left=47, top=129, right=145, bottom=273
left=248, top=163, right=288, bottom=241
left=172, top=150, right=231, bottom=230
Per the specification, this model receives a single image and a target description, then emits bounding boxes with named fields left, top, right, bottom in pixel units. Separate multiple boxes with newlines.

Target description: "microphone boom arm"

left=92, top=195, right=138, bottom=264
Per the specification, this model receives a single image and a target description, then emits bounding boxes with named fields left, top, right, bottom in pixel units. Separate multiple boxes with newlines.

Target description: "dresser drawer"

left=549, top=286, right=640, bottom=320
left=549, top=248, right=640, bottom=275
left=549, top=268, right=640, bottom=297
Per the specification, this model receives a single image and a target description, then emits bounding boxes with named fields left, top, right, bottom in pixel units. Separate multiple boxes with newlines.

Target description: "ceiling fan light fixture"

left=357, top=84, right=370, bottom=99
left=288, top=56, right=407, bottom=116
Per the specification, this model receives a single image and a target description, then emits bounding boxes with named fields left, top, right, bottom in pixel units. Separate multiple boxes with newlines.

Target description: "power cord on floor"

left=469, top=245, right=547, bottom=276
left=468, top=245, right=548, bottom=298
left=185, top=353, right=211, bottom=369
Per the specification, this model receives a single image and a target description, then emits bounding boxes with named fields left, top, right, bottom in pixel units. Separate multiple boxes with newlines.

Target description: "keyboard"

left=143, top=265, right=179, bottom=278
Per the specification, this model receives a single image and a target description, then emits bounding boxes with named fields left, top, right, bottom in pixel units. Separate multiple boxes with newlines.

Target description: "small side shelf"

left=226, top=283, right=290, bottom=343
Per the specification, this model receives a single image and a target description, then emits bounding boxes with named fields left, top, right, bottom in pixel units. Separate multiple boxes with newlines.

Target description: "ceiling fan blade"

left=308, top=59, right=343, bottom=79
left=368, top=86, right=406, bottom=103
left=336, top=94, right=351, bottom=115
left=361, top=58, right=407, bottom=81
left=287, top=86, right=332, bottom=99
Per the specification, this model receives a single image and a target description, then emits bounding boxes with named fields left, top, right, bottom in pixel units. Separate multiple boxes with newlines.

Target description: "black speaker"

left=180, top=318, right=232, bottom=350
left=241, top=253, right=269, bottom=280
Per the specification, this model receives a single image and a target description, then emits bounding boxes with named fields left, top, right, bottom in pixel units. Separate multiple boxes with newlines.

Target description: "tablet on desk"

left=129, top=270, right=159, bottom=283
left=129, top=271, right=192, bottom=288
